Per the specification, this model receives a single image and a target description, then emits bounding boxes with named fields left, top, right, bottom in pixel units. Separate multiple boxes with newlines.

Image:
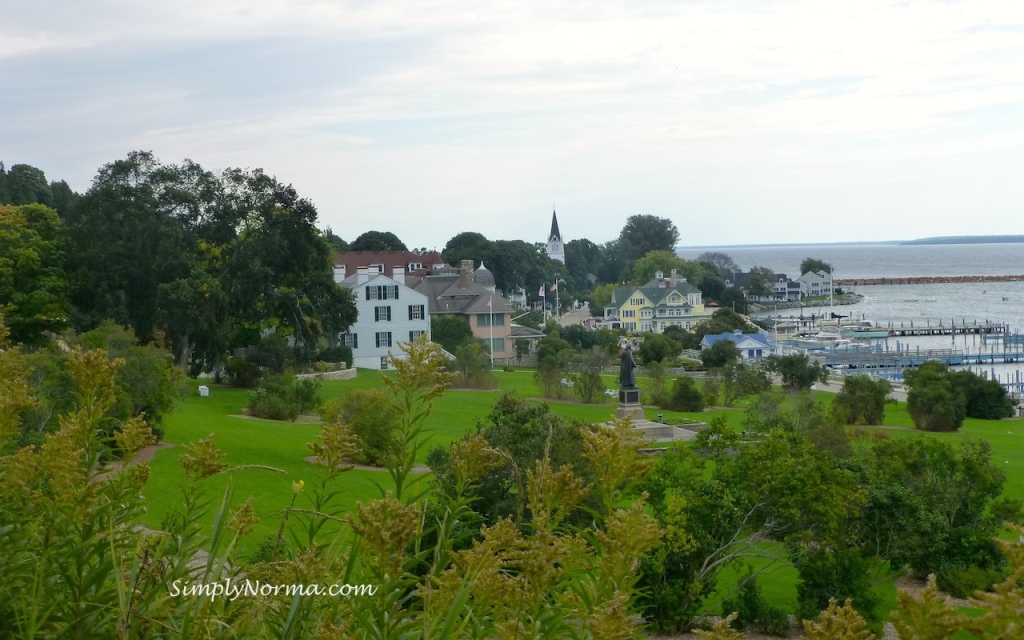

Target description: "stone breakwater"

left=750, top=294, right=863, bottom=312
left=836, top=275, right=1024, bottom=286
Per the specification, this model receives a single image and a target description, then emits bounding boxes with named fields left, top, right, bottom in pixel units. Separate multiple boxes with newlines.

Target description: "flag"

left=550, top=282, right=558, bottom=292
left=539, top=285, right=546, bottom=297
left=487, top=295, right=492, bottom=308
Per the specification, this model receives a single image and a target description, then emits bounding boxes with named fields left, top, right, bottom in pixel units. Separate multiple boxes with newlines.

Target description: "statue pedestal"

left=615, top=388, right=642, bottom=420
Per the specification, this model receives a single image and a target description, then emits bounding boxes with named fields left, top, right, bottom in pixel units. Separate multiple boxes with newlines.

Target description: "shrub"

left=226, top=357, right=263, bottom=388
left=318, top=345, right=352, bottom=368
left=246, top=375, right=321, bottom=422
left=664, top=376, right=704, bottom=412
left=721, top=567, right=791, bottom=636
left=795, top=548, right=879, bottom=623
left=937, top=564, right=1004, bottom=598
left=319, top=389, right=400, bottom=465
left=701, top=377, right=720, bottom=407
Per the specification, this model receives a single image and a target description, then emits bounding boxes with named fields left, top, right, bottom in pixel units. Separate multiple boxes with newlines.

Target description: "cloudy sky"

left=3, top=0, right=1023, bottom=249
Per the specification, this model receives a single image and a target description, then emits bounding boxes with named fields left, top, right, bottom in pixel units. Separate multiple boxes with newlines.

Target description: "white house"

left=700, top=330, right=778, bottom=359
left=797, top=270, right=833, bottom=298
left=335, top=267, right=430, bottom=370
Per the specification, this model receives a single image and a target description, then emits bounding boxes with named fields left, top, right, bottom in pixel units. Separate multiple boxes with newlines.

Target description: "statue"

left=619, top=347, right=637, bottom=389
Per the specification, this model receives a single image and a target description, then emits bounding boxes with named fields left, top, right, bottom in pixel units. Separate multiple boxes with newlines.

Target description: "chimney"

left=670, top=268, right=677, bottom=281
left=356, top=266, right=370, bottom=284
left=333, top=265, right=346, bottom=284
left=459, top=259, right=473, bottom=288
left=392, top=267, right=405, bottom=286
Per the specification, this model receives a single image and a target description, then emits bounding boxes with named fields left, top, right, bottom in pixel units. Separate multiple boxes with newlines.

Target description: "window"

left=487, top=338, right=506, bottom=353
left=375, top=306, right=392, bottom=322
left=365, top=285, right=400, bottom=300
left=408, top=262, right=422, bottom=271
left=630, top=297, right=644, bottom=306
left=375, top=332, right=392, bottom=348
left=625, top=322, right=636, bottom=331
left=408, top=304, right=425, bottom=320
left=409, top=330, right=425, bottom=341
left=380, top=356, right=389, bottom=370
left=478, top=313, right=505, bottom=327
left=622, top=309, right=635, bottom=318
left=370, top=263, right=384, bottom=273
left=342, top=333, right=358, bottom=349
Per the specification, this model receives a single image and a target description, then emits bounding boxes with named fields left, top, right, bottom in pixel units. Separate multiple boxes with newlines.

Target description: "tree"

left=800, top=258, right=833, bottom=276
left=564, top=238, right=604, bottom=291
left=442, top=231, right=491, bottom=268
left=323, top=226, right=349, bottom=251
left=904, top=361, right=966, bottom=431
left=638, top=333, right=680, bottom=364
left=350, top=230, right=407, bottom=251
left=832, top=375, right=892, bottom=425
left=698, top=251, right=739, bottom=278
left=716, top=361, right=772, bottom=406
left=319, top=389, right=399, bottom=465
left=568, top=347, right=608, bottom=404
left=0, top=204, right=70, bottom=345
left=664, top=376, right=704, bottom=411
left=3, top=164, right=52, bottom=207
left=745, top=266, right=776, bottom=298
left=430, top=314, right=473, bottom=353
left=631, top=250, right=687, bottom=283
left=693, top=308, right=756, bottom=340
left=588, top=282, right=617, bottom=316
left=950, top=369, right=1015, bottom=419
left=617, top=214, right=680, bottom=263
left=720, top=287, right=748, bottom=313
left=766, top=353, right=829, bottom=391
left=66, top=152, right=355, bottom=370
left=452, top=341, right=497, bottom=389
left=701, top=339, right=740, bottom=369
left=535, top=331, right=573, bottom=398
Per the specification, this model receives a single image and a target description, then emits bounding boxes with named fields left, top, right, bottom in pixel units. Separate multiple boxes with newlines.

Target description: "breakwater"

left=836, top=275, right=1024, bottom=286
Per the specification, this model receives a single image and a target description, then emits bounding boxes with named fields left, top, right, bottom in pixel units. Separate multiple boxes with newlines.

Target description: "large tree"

left=617, top=214, right=680, bottom=264
left=442, top=231, right=492, bottom=268
left=66, top=151, right=355, bottom=370
left=745, top=266, right=776, bottom=298
left=800, top=258, right=833, bottom=276
left=350, top=230, right=407, bottom=251
left=698, top=251, right=740, bottom=278
left=2, top=164, right=53, bottom=208
left=0, top=204, right=70, bottom=345
left=564, top=238, right=604, bottom=291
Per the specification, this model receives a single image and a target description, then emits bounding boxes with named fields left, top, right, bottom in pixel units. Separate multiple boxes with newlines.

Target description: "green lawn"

left=140, top=368, right=1024, bottom=616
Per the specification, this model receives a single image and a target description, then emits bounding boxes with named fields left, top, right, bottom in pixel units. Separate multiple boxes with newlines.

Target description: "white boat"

left=838, top=321, right=891, bottom=339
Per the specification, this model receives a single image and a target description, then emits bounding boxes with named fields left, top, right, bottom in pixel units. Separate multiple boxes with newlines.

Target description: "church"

left=545, top=209, right=565, bottom=263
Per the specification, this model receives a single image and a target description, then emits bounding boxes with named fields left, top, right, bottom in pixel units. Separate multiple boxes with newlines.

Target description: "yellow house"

left=602, top=270, right=714, bottom=334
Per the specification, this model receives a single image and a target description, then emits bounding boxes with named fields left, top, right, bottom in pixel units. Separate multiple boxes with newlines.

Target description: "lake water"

left=678, top=243, right=1024, bottom=386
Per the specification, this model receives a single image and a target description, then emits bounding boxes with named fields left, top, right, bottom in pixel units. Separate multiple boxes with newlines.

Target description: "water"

left=677, top=243, right=1024, bottom=388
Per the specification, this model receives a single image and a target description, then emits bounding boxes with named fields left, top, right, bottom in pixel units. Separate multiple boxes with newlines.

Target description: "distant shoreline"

left=837, top=275, right=1024, bottom=286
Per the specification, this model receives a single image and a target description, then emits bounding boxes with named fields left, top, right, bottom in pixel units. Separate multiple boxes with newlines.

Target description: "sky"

left=3, top=0, right=1024, bottom=250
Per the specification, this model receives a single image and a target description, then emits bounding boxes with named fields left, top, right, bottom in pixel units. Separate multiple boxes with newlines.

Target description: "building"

left=408, top=260, right=515, bottom=360
left=727, top=271, right=801, bottom=302
left=700, top=330, right=778, bottom=359
left=602, top=269, right=714, bottom=333
left=334, top=267, right=431, bottom=370
left=798, top=270, right=834, bottom=298
left=333, top=249, right=446, bottom=283
left=545, top=209, right=565, bottom=264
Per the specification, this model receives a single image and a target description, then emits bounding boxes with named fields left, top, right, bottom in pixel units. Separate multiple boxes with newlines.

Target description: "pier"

left=884, top=320, right=1008, bottom=337
left=835, top=274, right=1024, bottom=286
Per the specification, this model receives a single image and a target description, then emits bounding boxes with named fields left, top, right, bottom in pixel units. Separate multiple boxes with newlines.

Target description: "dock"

left=883, top=320, right=1008, bottom=337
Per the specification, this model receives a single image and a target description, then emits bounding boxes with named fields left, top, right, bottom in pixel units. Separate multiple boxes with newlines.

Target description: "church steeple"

left=545, top=208, right=565, bottom=264
left=548, top=209, right=562, bottom=243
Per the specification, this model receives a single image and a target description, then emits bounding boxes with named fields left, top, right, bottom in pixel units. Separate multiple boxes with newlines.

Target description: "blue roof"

left=700, top=332, right=773, bottom=348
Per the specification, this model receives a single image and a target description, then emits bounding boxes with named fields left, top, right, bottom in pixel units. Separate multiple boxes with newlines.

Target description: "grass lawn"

left=140, top=368, right=1024, bottom=617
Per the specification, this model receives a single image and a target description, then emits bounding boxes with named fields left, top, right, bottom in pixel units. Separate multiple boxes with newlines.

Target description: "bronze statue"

left=619, top=347, right=637, bottom=389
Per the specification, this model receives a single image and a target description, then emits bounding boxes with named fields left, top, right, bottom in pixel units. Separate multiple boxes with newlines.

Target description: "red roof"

left=333, top=250, right=446, bottom=277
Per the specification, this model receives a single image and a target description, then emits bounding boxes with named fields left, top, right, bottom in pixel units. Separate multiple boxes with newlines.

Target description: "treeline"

left=1, top=153, right=357, bottom=373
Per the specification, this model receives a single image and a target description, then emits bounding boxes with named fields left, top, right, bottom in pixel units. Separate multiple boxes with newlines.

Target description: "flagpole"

left=489, top=294, right=494, bottom=368
left=555, top=281, right=560, bottom=320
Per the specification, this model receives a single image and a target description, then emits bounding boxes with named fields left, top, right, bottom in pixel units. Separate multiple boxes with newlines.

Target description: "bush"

left=319, top=389, right=400, bottom=465
left=226, top=357, right=263, bottom=388
left=722, top=567, right=791, bottom=636
left=795, top=548, right=879, bottom=623
left=246, top=374, right=321, bottom=422
left=701, top=377, right=720, bottom=407
left=663, top=376, right=704, bottom=412
left=937, top=564, right=1004, bottom=598
left=318, top=345, right=352, bottom=368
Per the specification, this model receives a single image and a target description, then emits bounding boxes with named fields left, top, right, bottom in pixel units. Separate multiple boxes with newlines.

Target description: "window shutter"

left=408, top=305, right=413, bottom=320
left=353, top=334, right=358, bottom=349
left=393, top=286, right=399, bottom=299
left=365, top=286, right=370, bottom=300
